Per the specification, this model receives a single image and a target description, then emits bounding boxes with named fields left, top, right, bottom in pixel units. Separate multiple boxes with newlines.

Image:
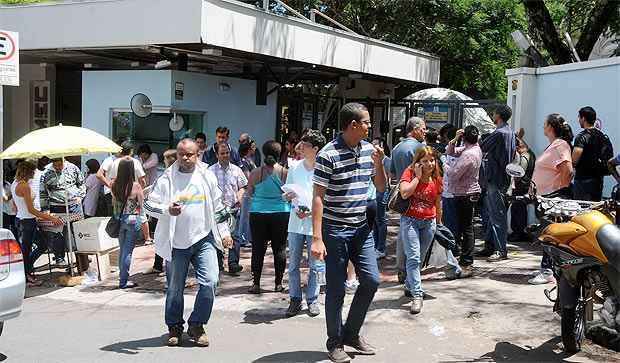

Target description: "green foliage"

left=0, top=0, right=43, bottom=4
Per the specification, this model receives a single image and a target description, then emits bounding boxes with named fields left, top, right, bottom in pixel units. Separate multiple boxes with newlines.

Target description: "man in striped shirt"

left=312, top=103, right=386, bottom=363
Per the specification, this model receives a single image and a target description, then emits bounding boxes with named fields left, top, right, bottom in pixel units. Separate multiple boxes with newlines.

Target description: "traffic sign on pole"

left=0, top=30, right=19, bottom=86
left=0, top=29, right=19, bottom=228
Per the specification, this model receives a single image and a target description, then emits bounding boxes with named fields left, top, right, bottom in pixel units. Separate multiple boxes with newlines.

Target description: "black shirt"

left=573, top=128, right=604, bottom=180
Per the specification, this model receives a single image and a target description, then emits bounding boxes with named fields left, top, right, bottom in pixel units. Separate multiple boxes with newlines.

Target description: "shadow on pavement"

left=100, top=334, right=194, bottom=354
left=252, top=350, right=327, bottom=362
left=464, top=338, right=569, bottom=362
left=242, top=308, right=289, bottom=325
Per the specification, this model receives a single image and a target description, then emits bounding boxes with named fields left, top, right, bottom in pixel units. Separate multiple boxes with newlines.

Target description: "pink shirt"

left=532, top=139, right=573, bottom=196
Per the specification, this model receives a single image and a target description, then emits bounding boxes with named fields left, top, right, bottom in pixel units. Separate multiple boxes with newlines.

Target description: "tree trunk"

left=522, top=0, right=573, bottom=64
left=575, top=0, right=619, bottom=60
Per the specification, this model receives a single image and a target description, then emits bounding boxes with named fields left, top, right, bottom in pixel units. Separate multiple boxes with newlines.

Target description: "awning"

left=0, top=0, right=440, bottom=85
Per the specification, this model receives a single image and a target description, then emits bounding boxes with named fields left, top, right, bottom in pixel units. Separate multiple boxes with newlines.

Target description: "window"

left=111, top=110, right=205, bottom=164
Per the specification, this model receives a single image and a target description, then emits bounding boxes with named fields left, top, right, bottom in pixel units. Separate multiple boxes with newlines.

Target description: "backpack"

left=591, top=129, right=614, bottom=176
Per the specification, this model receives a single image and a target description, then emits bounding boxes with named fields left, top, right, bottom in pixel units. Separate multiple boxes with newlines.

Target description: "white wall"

left=82, top=70, right=277, bottom=161
left=507, top=57, right=620, bottom=196
left=171, top=71, right=277, bottom=149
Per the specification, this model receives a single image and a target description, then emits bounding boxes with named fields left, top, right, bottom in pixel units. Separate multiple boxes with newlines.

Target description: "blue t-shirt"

left=390, top=138, right=423, bottom=180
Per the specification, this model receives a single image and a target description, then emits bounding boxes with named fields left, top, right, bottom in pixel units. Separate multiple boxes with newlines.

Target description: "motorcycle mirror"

left=506, top=164, right=526, bottom=178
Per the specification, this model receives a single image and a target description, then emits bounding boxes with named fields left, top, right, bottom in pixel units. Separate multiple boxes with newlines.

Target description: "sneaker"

left=120, top=281, right=138, bottom=289
left=327, top=345, right=351, bottom=363
left=167, top=325, right=183, bottom=346
left=248, top=284, right=261, bottom=294
left=228, top=264, right=243, bottom=275
left=308, top=302, right=321, bottom=317
left=274, top=284, right=285, bottom=293
left=343, top=335, right=376, bottom=355
left=486, top=251, right=508, bottom=262
left=410, top=296, right=423, bottom=314
left=528, top=271, right=555, bottom=285
left=285, top=298, right=302, bottom=317
left=460, top=265, right=474, bottom=278
left=187, top=325, right=209, bottom=347
left=345, top=280, right=359, bottom=295
left=55, top=258, right=67, bottom=267
left=375, top=250, right=386, bottom=259
left=475, top=249, right=493, bottom=258
left=445, top=268, right=462, bottom=280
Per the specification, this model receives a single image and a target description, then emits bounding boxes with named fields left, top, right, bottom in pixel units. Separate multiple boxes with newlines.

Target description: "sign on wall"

left=31, top=81, right=51, bottom=130
left=0, top=30, right=19, bottom=86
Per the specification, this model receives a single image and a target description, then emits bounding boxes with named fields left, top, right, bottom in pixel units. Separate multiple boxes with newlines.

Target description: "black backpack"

left=592, top=129, right=614, bottom=176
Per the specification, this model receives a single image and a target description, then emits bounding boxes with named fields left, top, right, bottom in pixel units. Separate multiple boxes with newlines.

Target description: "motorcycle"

left=506, top=165, right=620, bottom=353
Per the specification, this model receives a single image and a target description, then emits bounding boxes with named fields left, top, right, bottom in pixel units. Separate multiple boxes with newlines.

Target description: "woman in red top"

left=399, top=146, right=442, bottom=314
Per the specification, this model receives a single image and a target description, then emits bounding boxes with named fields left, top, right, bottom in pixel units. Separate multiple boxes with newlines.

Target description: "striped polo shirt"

left=313, top=134, right=376, bottom=226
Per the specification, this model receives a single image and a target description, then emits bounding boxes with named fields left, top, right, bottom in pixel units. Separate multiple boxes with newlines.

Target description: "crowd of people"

left=3, top=101, right=615, bottom=363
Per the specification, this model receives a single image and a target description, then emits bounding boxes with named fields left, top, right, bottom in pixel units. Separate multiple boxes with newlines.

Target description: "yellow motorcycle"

left=513, top=190, right=620, bottom=353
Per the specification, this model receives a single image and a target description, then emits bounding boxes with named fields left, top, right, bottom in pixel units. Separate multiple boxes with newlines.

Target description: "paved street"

left=1, top=221, right=619, bottom=363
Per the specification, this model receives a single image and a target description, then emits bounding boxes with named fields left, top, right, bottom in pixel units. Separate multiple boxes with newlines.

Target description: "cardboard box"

left=73, top=217, right=119, bottom=252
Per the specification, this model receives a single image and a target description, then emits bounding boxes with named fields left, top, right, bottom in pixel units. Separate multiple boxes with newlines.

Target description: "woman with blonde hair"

left=399, top=146, right=442, bottom=314
left=11, top=160, right=63, bottom=285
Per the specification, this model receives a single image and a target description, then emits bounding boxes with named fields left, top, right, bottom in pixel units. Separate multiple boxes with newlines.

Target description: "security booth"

left=1, top=0, right=440, bottom=160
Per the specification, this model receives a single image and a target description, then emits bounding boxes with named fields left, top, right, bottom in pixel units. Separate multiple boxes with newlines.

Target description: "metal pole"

left=0, top=85, right=3, bottom=229
left=63, top=156, right=75, bottom=276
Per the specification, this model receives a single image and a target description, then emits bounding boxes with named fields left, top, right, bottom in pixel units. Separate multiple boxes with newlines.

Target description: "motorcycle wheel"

left=561, top=288, right=586, bottom=353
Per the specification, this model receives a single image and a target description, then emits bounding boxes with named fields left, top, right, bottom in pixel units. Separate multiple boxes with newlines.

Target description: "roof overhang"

left=1, top=0, right=440, bottom=85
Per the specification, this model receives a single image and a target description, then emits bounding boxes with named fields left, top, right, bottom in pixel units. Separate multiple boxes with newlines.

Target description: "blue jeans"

left=288, top=232, right=325, bottom=304
left=573, top=177, right=603, bottom=202
left=401, top=216, right=436, bottom=297
left=238, top=195, right=252, bottom=245
left=118, top=220, right=139, bottom=287
left=18, top=218, right=47, bottom=275
left=441, top=196, right=458, bottom=238
left=483, top=184, right=508, bottom=255
left=373, top=191, right=388, bottom=253
left=165, top=233, right=219, bottom=328
left=323, top=223, right=380, bottom=347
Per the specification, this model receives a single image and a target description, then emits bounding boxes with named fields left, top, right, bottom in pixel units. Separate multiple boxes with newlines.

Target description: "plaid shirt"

left=208, top=162, right=248, bottom=207
left=39, top=161, right=86, bottom=211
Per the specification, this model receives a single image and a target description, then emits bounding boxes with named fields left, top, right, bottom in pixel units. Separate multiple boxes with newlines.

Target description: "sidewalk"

left=22, top=216, right=620, bottom=362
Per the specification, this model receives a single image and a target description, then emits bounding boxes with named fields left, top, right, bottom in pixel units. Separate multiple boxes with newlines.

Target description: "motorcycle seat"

left=597, top=223, right=620, bottom=271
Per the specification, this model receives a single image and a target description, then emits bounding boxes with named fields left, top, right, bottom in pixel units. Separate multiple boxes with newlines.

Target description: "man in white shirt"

left=145, top=139, right=233, bottom=348
left=97, top=140, right=145, bottom=214
left=283, top=130, right=326, bottom=318
left=208, top=143, right=247, bottom=275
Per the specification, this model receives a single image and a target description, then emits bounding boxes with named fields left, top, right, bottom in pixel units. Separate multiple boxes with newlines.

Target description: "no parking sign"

left=0, top=30, right=19, bottom=86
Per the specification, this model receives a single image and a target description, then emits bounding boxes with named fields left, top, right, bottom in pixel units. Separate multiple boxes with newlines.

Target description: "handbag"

left=105, top=196, right=128, bottom=238
left=387, top=183, right=409, bottom=214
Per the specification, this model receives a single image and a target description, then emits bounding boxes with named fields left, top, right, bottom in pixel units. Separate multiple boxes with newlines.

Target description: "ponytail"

left=262, top=140, right=282, bottom=167
left=546, top=113, right=573, bottom=146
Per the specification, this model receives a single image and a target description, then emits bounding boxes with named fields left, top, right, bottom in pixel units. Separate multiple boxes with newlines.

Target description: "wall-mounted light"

left=202, top=48, right=223, bottom=56
left=219, top=82, right=231, bottom=92
left=154, top=60, right=172, bottom=69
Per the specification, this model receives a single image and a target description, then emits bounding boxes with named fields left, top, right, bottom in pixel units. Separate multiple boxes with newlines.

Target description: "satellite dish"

left=130, top=93, right=152, bottom=118
left=169, top=114, right=184, bottom=132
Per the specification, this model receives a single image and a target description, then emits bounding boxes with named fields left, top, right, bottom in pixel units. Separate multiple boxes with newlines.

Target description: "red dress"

left=400, top=168, right=442, bottom=220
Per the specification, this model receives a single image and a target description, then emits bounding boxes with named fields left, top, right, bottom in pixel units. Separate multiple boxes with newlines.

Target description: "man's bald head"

left=177, top=138, right=199, bottom=172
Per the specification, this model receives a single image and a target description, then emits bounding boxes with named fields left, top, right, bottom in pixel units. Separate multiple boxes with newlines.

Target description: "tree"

left=523, top=0, right=620, bottom=64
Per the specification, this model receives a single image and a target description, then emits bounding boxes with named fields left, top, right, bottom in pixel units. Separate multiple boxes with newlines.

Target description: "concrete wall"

left=3, top=64, right=56, bottom=146
left=507, top=57, right=620, bottom=196
left=82, top=70, right=277, bottom=161
left=171, top=71, right=277, bottom=149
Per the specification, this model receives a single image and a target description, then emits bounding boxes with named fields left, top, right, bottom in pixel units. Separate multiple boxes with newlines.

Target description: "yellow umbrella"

left=0, top=124, right=121, bottom=159
left=0, top=124, right=121, bottom=276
